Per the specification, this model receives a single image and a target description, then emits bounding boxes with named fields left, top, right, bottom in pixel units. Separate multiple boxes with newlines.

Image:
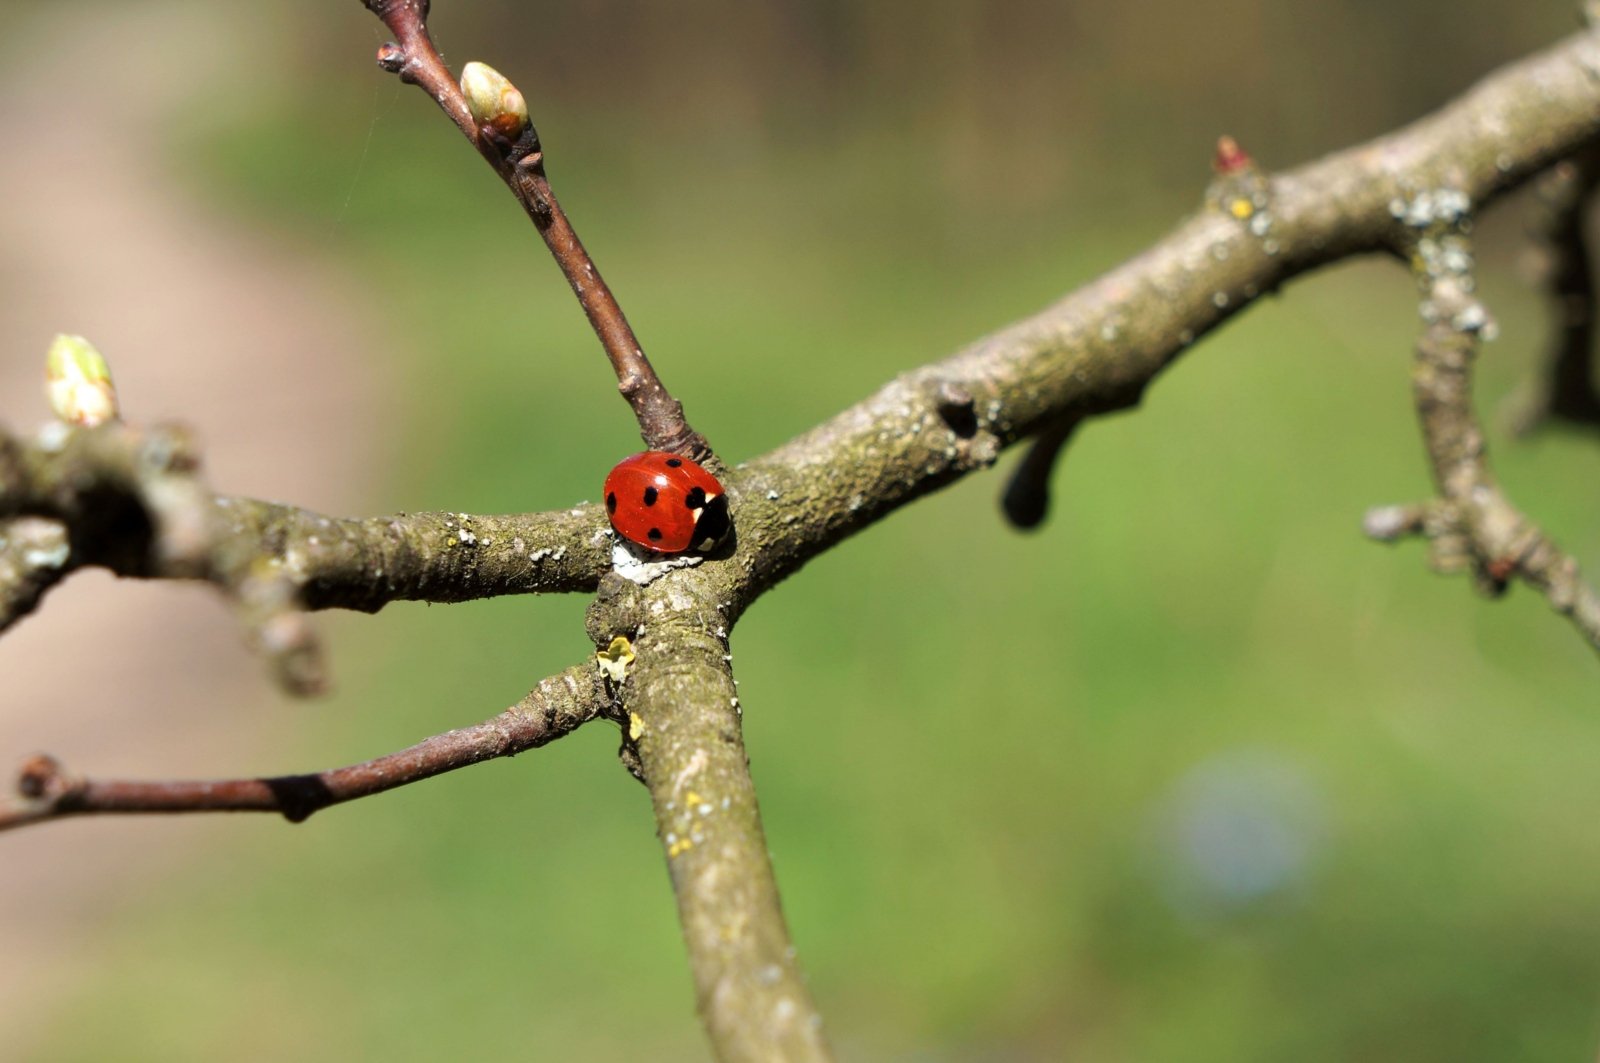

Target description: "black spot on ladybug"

left=642, top=486, right=658, bottom=506
left=665, top=458, right=682, bottom=467
left=606, top=492, right=617, bottom=513
left=683, top=486, right=707, bottom=510
left=647, top=528, right=663, bottom=541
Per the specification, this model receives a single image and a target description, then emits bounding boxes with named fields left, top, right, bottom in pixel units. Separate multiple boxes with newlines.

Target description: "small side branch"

left=0, top=664, right=605, bottom=832
left=1366, top=216, right=1600, bottom=652
left=1001, top=413, right=1082, bottom=530
left=362, top=0, right=711, bottom=461
left=1507, top=151, right=1600, bottom=435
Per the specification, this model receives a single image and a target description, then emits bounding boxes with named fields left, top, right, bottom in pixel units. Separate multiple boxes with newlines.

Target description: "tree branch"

left=209, top=497, right=612, bottom=612
left=1507, top=148, right=1600, bottom=435
left=0, top=417, right=613, bottom=692
left=361, top=0, right=711, bottom=461
left=702, top=28, right=1600, bottom=633
left=1364, top=218, right=1600, bottom=650
left=593, top=602, right=832, bottom=1062
left=0, top=664, right=606, bottom=832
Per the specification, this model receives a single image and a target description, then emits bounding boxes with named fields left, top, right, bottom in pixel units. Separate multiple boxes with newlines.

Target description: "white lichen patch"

left=1451, top=301, right=1500, bottom=340
left=10, top=518, right=70, bottom=569
left=1390, top=187, right=1472, bottom=230
left=611, top=540, right=703, bottom=585
left=35, top=421, right=71, bottom=453
left=22, top=540, right=69, bottom=569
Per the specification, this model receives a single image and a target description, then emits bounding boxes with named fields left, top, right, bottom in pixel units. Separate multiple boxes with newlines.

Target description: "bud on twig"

left=44, top=334, right=119, bottom=426
left=459, top=61, right=528, bottom=142
left=1213, top=135, right=1253, bottom=175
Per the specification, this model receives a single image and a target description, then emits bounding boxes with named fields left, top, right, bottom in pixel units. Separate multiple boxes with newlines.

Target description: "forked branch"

left=1365, top=218, right=1600, bottom=651
left=0, top=417, right=612, bottom=693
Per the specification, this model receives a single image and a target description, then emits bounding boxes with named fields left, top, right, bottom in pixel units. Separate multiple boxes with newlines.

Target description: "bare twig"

left=1507, top=150, right=1600, bottom=435
left=362, top=0, right=711, bottom=461
left=0, top=665, right=605, bottom=832
left=1365, top=217, right=1600, bottom=650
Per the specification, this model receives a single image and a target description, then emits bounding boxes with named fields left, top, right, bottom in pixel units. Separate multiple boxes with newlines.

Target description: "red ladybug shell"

left=604, top=452, right=729, bottom=554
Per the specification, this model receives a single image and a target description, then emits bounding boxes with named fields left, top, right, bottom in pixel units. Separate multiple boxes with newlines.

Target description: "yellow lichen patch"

left=685, top=790, right=702, bottom=806
left=1228, top=197, right=1254, bottom=220
left=628, top=712, right=646, bottom=741
left=596, top=635, right=636, bottom=683
left=667, top=836, right=694, bottom=858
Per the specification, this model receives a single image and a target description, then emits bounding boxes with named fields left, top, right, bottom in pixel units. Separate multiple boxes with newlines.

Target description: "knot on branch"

left=0, top=408, right=332, bottom=694
left=16, top=753, right=71, bottom=803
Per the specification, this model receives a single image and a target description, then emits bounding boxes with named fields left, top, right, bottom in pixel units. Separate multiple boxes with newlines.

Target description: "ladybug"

left=603, top=451, right=730, bottom=554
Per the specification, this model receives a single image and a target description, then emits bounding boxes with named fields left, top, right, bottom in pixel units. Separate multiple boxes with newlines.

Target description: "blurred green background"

left=8, top=0, right=1600, bottom=1059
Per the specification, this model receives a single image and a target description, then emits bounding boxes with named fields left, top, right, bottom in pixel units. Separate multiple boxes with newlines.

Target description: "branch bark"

left=0, top=664, right=605, bottom=832
left=704, top=28, right=1600, bottom=624
left=1365, top=220, right=1600, bottom=650
left=588, top=592, right=832, bottom=1062
left=0, top=418, right=612, bottom=692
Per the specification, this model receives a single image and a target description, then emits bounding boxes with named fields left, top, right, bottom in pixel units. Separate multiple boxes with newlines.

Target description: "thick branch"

left=703, top=28, right=1600, bottom=626
left=209, top=497, right=612, bottom=612
left=587, top=587, right=831, bottom=1062
left=362, top=0, right=711, bottom=461
left=0, top=418, right=612, bottom=691
left=0, top=665, right=605, bottom=832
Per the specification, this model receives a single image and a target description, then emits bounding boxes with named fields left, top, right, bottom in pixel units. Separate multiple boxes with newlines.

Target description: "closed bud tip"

left=45, top=333, right=119, bottom=426
left=460, top=61, right=528, bottom=141
left=1213, top=135, right=1252, bottom=175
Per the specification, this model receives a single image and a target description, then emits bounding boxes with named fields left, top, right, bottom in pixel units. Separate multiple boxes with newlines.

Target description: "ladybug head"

left=687, top=489, right=730, bottom=553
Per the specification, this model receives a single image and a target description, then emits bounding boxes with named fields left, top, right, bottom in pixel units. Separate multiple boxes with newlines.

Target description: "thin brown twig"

left=362, top=0, right=711, bottom=462
left=0, top=664, right=606, bottom=832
